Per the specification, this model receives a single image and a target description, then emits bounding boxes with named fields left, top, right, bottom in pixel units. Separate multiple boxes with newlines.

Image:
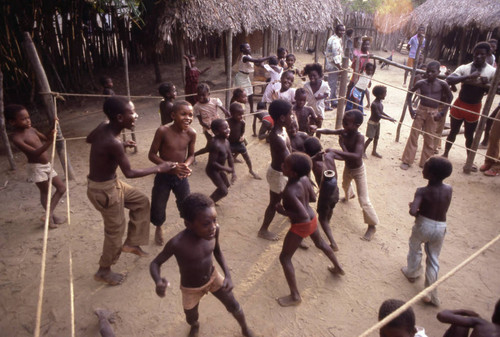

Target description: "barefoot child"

left=303, top=63, right=329, bottom=129
left=254, top=101, right=273, bottom=139
left=258, top=99, right=293, bottom=241
left=276, top=153, right=344, bottom=307
left=230, top=88, right=248, bottom=108
left=304, top=137, right=340, bottom=251
left=287, top=119, right=309, bottom=152
left=150, top=193, right=255, bottom=337
left=193, top=83, right=230, bottom=157
left=345, top=62, right=375, bottom=115
left=100, top=76, right=116, bottom=97
left=86, top=96, right=173, bottom=285
left=316, top=109, right=379, bottom=241
left=206, top=119, right=235, bottom=203
left=262, top=70, right=296, bottom=105
left=158, top=82, right=177, bottom=125
left=5, top=104, right=66, bottom=228
left=227, top=103, right=261, bottom=179
left=401, top=156, right=452, bottom=306
left=401, top=61, right=452, bottom=170
left=364, top=85, right=396, bottom=158
left=293, top=88, right=318, bottom=135
left=183, top=54, right=210, bottom=106
left=149, top=101, right=196, bottom=245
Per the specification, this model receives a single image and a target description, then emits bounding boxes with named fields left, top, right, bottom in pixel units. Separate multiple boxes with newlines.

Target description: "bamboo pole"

left=122, top=41, right=137, bottom=153
left=463, top=65, right=500, bottom=173
left=314, top=33, right=319, bottom=63
left=336, top=56, right=350, bottom=129
left=0, top=69, right=16, bottom=170
left=225, top=29, right=233, bottom=109
left=23, top=32, right=75, bottom=180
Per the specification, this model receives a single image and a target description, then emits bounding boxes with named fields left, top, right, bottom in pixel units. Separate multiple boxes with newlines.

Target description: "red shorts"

left=450, top=98, right=482, bottom=123
left=290, top=216, right=318, bottom=238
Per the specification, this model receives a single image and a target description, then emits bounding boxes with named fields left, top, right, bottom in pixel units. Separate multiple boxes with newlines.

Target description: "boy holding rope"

left=86, top=96, right=174, bottom=285
left=5, top=104, right=66, bottom=228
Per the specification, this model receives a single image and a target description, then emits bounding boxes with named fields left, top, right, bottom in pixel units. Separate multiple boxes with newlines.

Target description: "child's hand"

left=174, top=163, right=192, bottom=179
left=221, top=276, right=234, bottom=292
left=155, top=278, right=169, bottom=297
left=158, top=162, right=175, bottom=173
left=275, top=203, right=286, bottom=215
left=391, top=118, right=397, bottom=123
left=123, top=140, right=137, bottom=148
left=239, top=136, right=245, bottom=143
left=47, top=128, right=57, bottom=142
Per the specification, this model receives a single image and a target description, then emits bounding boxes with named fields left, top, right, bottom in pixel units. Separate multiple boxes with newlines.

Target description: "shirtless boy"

left=5, top=104, right=66, bottom=228
left=158, top=82, right=176, bottom=125
left=150, top=193, right=255, bottom=337
left=149, top=101, right=196, bottom=245
left=86, top=96, right=173, bottom=285
left=401, top=157, right=452, bottom=306
left=401, top=61, right=452, bottom=170
left=287, top=119, right=309, bottom=152
left=227, top=103, right=260, bottom=179
left=258, top=99, right=293, bottom=241
left=293, top=88, right=318, bottom=135
left=316, top=109, right=379, bottom=241
left=438, top=299, right=500, bottom=337
left=304, top=137, right=340, bottom=251
left=206, top=119, right=235, bottom=203
left=276, top=153, right=344, bottom=307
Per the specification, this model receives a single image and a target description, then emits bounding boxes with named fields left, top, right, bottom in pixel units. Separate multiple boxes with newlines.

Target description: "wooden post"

left=179, top=30, right=186, bottom=87
left=23, top=32, right=75, bottom=180
left=225, top=29, right=233, bottom=109
left=396, top=39, right=423, bottom=142
left=457, top=27, right=467, bottom=66
left=336, top=56, right=349, bottom=129
left=263, top=28, right=268, bottom=57
left=314, top=33, right=319, bottom=63
left=463, top=65, right=500, bottom=173
left=0, top=69, right=16, bottom=170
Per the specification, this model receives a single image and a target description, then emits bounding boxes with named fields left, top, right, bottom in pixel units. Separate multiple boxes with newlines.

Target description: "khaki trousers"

left=485, top=108, right=500, bottom=168
left=342, top=164, right=379, bottom=226
left=87, top=178, right=150, bottom=268
left=402, top=105, right=439, bottom=167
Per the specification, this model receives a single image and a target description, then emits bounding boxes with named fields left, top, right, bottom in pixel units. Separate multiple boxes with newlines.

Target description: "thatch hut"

left=405, top=0, right=500, bottom=66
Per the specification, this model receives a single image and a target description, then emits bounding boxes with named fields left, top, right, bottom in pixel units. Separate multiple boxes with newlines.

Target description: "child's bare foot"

left=250, top=171, right=262, bottom=180
left=298, top=241, right=309, bottom=249
left=328, top=265, right=345, bottom=276
left=422, top=295, right=440, bottom=306
left=361, top=225, right=376, bottom=241
left=277, top=294, right=301, bottom=307
left=242, top=327, right=256, bottom=337
left=341, top=193, right=356, bottom=202
left=372, top=152, right=382, bottom=158
left=122, top=244, right=149, bottom=257
left=252, top=133, right=257, bottom=137
left=52, top=214, right=66, bottom=225
left=155, top=227, right=164, bottom=245
left=362, top=153, right=368, bottom=159
left=400, top=267, right=418, bottom=283
left=234, top=158, right=243, bottom=164
left=400, top=163, right=410, bottom=170
left=188, top=322, right=200, bottom=337
left=330, top=242, right=339, bottom=252
left=94, top=270, right=126, bottom=286
left=95, top=308, right=116, bottom=323
left=258, top=230, right=279, bottom=241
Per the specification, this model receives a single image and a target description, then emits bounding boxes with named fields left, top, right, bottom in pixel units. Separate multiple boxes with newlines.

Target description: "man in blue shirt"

left=403, top=26, right=426, bottom=87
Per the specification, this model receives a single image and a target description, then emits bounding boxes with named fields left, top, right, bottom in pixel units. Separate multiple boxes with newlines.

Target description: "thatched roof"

left=406, top=0, right=500, bottom=32
left=156, top=0, right=343, bottom=43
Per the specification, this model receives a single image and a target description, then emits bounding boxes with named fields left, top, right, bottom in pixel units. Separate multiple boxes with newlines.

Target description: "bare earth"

left=0, top=51, right=499, bottom=337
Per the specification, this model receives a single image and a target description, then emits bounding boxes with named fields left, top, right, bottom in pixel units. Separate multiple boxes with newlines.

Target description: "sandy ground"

left=0, top=51, right=499, bottom=337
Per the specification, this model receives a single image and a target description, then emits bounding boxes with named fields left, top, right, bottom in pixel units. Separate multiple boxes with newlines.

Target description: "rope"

left=357, top=232, right=500, bottom=337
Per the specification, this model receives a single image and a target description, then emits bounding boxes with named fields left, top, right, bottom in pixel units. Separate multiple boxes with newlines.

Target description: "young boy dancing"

left=150, top=193, right=255, bottom=337
left=293, top=88, right=318, bottom=135
left=158, top=82, right=176, bottom=125
left=258, top=99, right=293, bottom=241
left=317, top=109, right=379, bottom=241
left=149, top=100, right=196, bottom=245
left=401, top=61, right=452, bottom=170
left=276, top=153, right=344, bottom=307
left=364, top=85, right=396, bottom=158
left=206, top=118, right=235, bottom=203
left=5, top=104, right=66, bottom=228
left=86, top=96, right=173, bottom=285
left=227, top=103, right=261, bottom=179
left=401, top=157, right=453, bottom=306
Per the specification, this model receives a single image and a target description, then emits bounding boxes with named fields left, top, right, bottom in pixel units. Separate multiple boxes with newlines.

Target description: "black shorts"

left=230, top=141, right=247, bottom=154
left=317, top=177, right=339, bottom=217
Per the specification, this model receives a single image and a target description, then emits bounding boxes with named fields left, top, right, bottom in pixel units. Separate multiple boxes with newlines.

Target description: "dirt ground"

left=1, top=50, right=499, bottom=337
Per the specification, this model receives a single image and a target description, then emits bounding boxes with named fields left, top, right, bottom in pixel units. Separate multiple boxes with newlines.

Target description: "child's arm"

left=212, top=226, right=233, bottom=291
left=184, top=130, right=196, bottom=167
left=183, top=55, right=192, bottom=69
left=244, top=55, right=271, bottom=64
left=148, top=127, right=192, bottom=178
left=365, top=89, right=371, bottom=107
left=436, top=80, right=453, bottom=121
left=330, top=134, right=364, bottom=162
left=200, top=66, right=211, bottom=75
left=239, top=121, right=246, bottom=142
left=276, top=187, right=309, bottom=220
left=408, top=188, right=423, bottom=217
left=117, top=141, right=173, bottom=178
left=406, top=81, right=422, bottom=118
left=437, top=309, right=482, bottom=327
left=217, top=104, right=231, bottom=118
left=226, top=142, right=236, bottom=183
left=207, top=143, right=233, bottom=173
left=258, top=121, right=271, bottom=140
left=315, top=128, right=342, bottom=136
left=374, top=104, right=396, bottom=122
left=150, top=239, right=175, bottom=297
left=13, top=128, right=55, bottom=158
left=196, top=115, right=211, bottom=130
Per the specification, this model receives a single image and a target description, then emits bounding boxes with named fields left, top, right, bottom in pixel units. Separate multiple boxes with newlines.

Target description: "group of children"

left=7, top=43, right=497, bottom=336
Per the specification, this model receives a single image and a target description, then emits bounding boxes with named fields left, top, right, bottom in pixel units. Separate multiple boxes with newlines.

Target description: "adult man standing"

left=325, top=24, right=345, bottom=109
left=403, top=26, right=426, bottom=87
left=442, top=42, right=496, bottom=171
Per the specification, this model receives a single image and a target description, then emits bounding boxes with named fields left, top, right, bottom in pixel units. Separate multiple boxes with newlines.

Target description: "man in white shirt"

left=325, top=24, right=345, bottom=109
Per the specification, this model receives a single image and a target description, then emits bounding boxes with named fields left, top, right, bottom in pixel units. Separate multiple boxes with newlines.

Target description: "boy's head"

left=196, top=83, right=210, bottom=104
left=346, top=28, right=354, bottom=37
left=364, top=62, right=375, bottom=76
left=181, top=193, right=217, bottom=240
left=211, top=118, right=230, bottom=139
left=286, top=119, right=298, bottom=136
left=186, top=54, right=196, bottom=66
left=343, top=109, right=363, bottom=131
left=425, top=61, right=440, bottom=81
left=256, top=101, right=267, bottom=111
left=335, top=24, right=345, bottom=37
left=378, top=299, right=417, bottom=337
left=269, top=56, right=279, bottom=66
left=361, top=37, right=371, bottom=52
left=230, top=102, right=245, bottom=121
left=283, top=152, right=312, bottom=179
left=473, top=42, right=491, bottom=67
left=100, top=76, right=113, bottom=88
left=171, top=101, right=194, bottom=129
left=159, top=82, right=176, bottom=99
left=417, top=25, right=425, bottom=37
left=232, top=88, right=247, bottom=104
left=372, top=85, right=387, bottom=99
left=103, top=96, right=137, bottom=129
left=488, top=39, right=498, bottom=53
left=277, top=47, right=287, bottom=59
left=304, top=137, right=322, bottom=157
left=492, top=298, right=500, bottom=325
left=286, top=54, right=296, bottom=67
left=304, top=63, right=323, bottom=83
left=423, top=157, right=452, bottom=181
left=294, top=88, right=307, bottom=108
left=280, top=71, right=294, bottom=91
left=269, top=99, right=292, bottom=127
left=240, top=43, right=251, bottom=54
left=5, top=104, right=30, bottom=129
left=353, top=36, right=361, bottom=48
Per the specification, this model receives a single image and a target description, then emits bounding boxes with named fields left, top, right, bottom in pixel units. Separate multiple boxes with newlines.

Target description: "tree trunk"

left=0, top=70, right=16, bottom=170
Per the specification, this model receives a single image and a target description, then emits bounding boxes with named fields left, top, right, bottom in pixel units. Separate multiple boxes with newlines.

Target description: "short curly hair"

left=378, top=299, right=415, bottom=333
left=180, top=193, right=214, bottom=223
